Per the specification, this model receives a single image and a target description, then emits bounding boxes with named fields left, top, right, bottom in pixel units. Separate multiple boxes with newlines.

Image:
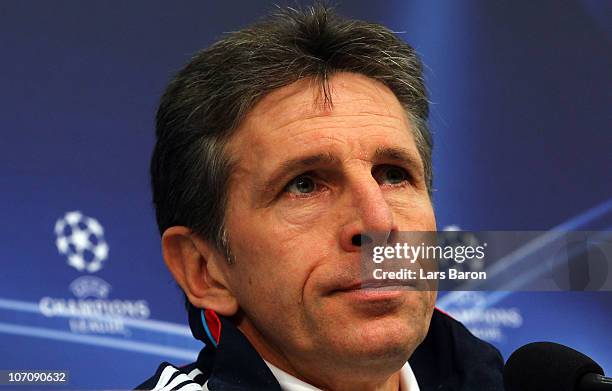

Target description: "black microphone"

left=504, top=342, right=612, bottom=391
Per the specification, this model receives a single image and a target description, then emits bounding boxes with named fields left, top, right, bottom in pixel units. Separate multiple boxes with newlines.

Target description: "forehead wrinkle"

left=237, top=109, right=410, bottom=162
left=269, top=112, right=407, bottom=136
left=247, top=86, right=404, bottom=120
left=241, top=112, right=410, bottom=155
left=245, top=74, right=407, bottom=133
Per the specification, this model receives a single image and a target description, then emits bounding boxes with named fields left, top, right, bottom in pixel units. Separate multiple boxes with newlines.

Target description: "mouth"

left=332, top=279, right=416, bottom=293
left=325, top=279, right=416, bottom=307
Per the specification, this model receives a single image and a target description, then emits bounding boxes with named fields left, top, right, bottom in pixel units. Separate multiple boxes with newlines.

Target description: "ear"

left=161, top=226, right=239, bottom=317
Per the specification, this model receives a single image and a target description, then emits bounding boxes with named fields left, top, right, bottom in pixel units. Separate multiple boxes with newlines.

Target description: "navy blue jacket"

left=136, top=308, right=504, bottom=390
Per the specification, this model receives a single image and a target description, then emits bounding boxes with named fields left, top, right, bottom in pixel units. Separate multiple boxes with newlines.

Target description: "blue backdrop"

left=1, top=1, right=610, bottom=388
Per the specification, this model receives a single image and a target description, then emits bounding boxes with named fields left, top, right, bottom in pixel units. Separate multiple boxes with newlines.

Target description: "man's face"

left=221, top=72, right=436, bottom=375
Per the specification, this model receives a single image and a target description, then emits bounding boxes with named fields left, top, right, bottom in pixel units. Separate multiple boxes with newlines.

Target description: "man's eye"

left=285, top=175, right=317, bottom=195
left=376, top=165, right=410, bottom=185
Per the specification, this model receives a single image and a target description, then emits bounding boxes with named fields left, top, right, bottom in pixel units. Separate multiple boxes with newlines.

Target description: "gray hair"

left=151, top=4, right=433, bottom=258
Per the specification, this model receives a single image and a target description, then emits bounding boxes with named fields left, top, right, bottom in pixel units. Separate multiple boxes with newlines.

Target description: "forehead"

left=251, top=73, right=406, bottom=126
left=248, top=73, right=408, bottom=138
left=226, top=72, right=417, bottom=161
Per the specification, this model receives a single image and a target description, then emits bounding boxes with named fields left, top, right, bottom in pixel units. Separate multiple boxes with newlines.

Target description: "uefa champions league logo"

left=54, top=211, right=109, bottom=273
left=43, top=211, right=151, bottom=336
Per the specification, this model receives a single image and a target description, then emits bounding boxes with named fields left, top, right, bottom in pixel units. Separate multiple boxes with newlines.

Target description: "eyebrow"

left=373, top=146, right=424, bottom=175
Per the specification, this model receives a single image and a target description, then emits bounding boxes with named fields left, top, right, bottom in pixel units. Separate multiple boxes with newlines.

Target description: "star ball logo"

left=39, top=211, right=151, bottom=336
left=55, top=211, right=109, bottom=273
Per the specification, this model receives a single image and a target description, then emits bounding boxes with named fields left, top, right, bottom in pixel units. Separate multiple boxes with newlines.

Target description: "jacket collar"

left=196, top=315, right=282, bottom=391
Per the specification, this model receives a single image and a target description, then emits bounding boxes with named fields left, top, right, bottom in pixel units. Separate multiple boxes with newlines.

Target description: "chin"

left=328, top=316, right=426, bottom=367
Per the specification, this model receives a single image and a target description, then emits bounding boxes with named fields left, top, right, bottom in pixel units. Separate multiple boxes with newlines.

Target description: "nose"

left=339, top=176, right=397, bottom=253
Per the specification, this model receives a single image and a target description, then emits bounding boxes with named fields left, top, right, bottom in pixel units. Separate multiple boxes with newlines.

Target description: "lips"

left=333, top=279, right=414, bottom=293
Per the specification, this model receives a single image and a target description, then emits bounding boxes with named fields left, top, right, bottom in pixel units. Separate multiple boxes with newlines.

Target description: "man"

left=137, top=4, right=503, bottom=391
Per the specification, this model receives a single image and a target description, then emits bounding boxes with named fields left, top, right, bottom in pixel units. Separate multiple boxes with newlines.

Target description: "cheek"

left=388, top=194, right=436, bottom=230
left=225, top=224, right=330, bottom=348
left=228, top=244, right=301, bottom=329
left=403, top=291, right=436, bottom=336
left=407, top=292, right=437, bottom=351
left=274, top=197, right=331, bottom=228
left=226, top=213, right=326, bottom=306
